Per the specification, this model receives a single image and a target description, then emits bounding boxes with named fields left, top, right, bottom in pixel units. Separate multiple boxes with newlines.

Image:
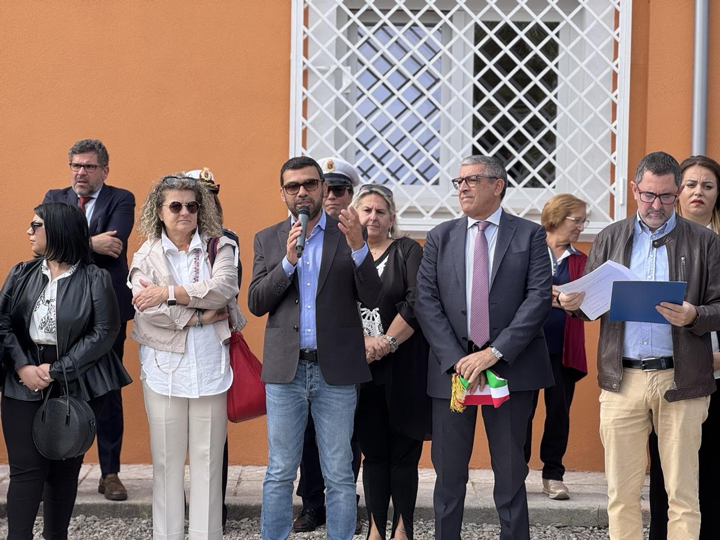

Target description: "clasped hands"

left=557, top=291, right=698, bottom=326
left=17, top=363, right=53, bottom=392
left=364, top=336, right=391, bottom=363
left=455, top=349, right=499, bottom=395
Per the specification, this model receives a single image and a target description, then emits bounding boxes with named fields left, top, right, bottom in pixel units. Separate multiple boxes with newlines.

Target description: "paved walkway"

left=0, top=465, right=649, bottom=526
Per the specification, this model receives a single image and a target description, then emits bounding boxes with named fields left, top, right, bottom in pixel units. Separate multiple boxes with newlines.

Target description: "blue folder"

left=609, top=281, right=687, bottom=325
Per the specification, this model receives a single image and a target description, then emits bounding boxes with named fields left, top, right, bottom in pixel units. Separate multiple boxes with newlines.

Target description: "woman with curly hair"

left=129, top=175, right=241, bottom=540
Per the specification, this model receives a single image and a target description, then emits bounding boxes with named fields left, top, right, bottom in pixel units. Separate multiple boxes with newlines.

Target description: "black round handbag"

left=32, top=360, right=97, bottom=460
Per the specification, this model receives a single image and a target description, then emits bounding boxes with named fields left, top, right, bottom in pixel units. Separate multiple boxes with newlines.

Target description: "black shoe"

left=354, top=517, right=362, bottom=535
left=293, top=508, right=326, bottom=533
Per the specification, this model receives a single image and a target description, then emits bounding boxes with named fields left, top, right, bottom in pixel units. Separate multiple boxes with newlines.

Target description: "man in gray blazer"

left=416, top=155, right=553, bottom=540
left=248, top=156, right=382, bottom=540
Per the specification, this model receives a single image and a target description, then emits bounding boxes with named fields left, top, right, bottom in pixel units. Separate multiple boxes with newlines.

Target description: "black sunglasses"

left=282, top=179, right=322, bottom=195
left=162, top=201, right=200, bottom=214
left=357, top=183, right=394, bottom=198
left=327, top=185, right=351, bottom=196
left=29, top=221, right=44, bottom=234
left=162, top=175, right=198, bottom=187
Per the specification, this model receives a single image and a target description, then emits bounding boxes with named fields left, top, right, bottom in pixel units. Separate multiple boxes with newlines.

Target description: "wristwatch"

left=490, top=346, right=503, bottom=360
left=383, top=335, right=399, bottom=353
left=167, top=285, right=177, bottom=306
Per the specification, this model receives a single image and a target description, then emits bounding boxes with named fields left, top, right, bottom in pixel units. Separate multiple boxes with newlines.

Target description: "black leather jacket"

left=0, top=258, right=132, bottom=401
left=577, top=215, right=720, bottom=401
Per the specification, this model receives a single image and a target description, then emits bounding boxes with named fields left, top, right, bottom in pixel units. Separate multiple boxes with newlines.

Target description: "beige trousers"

left=142, top=381, right=228, bottom=540
left=599, top=368, right=709, bottom=540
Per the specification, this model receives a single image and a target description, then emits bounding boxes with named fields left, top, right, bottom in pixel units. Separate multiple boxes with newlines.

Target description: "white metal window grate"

left=290, top=0, right=633, bottom=237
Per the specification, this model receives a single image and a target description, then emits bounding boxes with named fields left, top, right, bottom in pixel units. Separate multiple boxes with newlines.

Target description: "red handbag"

left=227, top=330, right=266, bottom=422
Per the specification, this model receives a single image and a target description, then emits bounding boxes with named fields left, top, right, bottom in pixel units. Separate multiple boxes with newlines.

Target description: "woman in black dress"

left=353, top=184, right=431, bottom=540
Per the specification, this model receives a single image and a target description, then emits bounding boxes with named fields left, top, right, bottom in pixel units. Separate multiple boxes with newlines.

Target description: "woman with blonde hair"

left=524, top=193, right=588, bottom=501
left=352, top=184, right=431, bottom=540
left=129, top=174, right=242, bottom=540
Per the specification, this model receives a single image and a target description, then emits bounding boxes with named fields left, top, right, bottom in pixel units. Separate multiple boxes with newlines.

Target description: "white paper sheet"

left=556, top=260, right=639, bottom=320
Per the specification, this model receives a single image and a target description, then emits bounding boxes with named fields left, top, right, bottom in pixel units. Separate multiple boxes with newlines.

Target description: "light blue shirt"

left=281, top=211, right=369, bottom=350
left=465, top=205, right=503, bottom=336
left=622, top=212, right=676, bottom=359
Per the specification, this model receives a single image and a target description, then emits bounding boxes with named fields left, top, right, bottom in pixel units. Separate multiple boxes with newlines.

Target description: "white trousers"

left=142, top=380, right=228, bottom=540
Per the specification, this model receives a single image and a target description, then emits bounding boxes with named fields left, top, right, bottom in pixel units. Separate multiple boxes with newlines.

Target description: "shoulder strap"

left=207, top=237, right=221, bottom=267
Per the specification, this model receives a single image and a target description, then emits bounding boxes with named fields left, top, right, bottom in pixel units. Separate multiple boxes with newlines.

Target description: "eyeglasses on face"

left=29, top=221, right=44, bottom=234
left=162, top=201, right=200, bottom=214
left=565, top=216, right=590, bottom=228
left=327, top=186, right=350, bottom=197
left=637, top=190, right=678, bottom=205
left=357, top=183, right=394, bottom=198
left=69, top=163, right=101, bottom=173
left=162, top=175, right=198, bottom=187
left=282, top=179, right=321, bottom=195
left=451, top=174, right=497, bottom=190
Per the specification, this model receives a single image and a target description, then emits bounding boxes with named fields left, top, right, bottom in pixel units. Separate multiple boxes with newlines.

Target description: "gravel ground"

left=0, top=516, right=650, bottom=539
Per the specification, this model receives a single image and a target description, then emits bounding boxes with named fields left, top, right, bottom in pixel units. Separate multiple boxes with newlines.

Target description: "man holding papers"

left=416, top=155, right=552, bottom=540
left=559, top=151, right=720, bottom=540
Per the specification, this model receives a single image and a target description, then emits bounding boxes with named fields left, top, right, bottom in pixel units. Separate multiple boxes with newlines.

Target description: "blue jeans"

left=261, top=360, right=357, bottom=540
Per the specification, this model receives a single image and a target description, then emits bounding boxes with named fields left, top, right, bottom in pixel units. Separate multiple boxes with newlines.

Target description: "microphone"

left=296, top=207, right=310, bottom=259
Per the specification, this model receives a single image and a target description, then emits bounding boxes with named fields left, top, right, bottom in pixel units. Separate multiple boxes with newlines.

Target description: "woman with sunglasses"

left=352, top=184, right=431, bottom=540
left=129, top=175, right=241, bottom=540
left=648, top=155, right=720, bottom=540
left=0, top=202, right=131, bottom=539
left=524, top=194, right=588, bottom=501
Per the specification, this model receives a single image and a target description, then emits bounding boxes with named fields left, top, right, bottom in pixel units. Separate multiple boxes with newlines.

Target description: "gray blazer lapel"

left=491, top=211, right=517, bottom=286
left=451, top=217, right=468, bottom=301
left=317, top=221, right=340, bottom=296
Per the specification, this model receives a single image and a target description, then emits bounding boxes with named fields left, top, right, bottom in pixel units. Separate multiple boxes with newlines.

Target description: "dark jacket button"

left=293, top=325, right=299, bottom=331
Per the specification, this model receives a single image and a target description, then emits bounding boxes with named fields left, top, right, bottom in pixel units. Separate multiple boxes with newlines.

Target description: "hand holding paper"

left=556, top=261, right=639, bottom=319
left=656, top=301, right=698, bottom=326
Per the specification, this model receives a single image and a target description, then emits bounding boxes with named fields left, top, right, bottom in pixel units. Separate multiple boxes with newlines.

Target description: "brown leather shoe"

left=98, top=473, right=128, bottom=501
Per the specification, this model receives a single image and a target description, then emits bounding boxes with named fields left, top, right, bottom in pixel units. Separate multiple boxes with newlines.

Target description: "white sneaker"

left=542, top=479, right=569, bottom=500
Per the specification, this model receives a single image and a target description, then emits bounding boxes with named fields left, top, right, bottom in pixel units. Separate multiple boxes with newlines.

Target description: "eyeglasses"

left=162, top=201, right=200, bottom=214
left=565, top=216, right=590, bottom=228
left=327, top=186, right=350, bottom=197
left=162, top=175, right=198, bottom=187
left=637, top=190, right=678, bottom=205
left=282, top=179, right=321, bottom=195
left=451, top=174, right=497, bottom=190
left=69, top=163, right=101, bottom=172
left=357, top=183, right=394, bottom=198
left=29, top=221, right=44, bottom=234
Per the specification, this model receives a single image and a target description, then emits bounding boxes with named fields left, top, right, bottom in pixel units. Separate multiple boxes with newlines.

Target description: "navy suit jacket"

left=416, top=210, right=554, bottom=398
left=43, top=184, right=136, bottom=322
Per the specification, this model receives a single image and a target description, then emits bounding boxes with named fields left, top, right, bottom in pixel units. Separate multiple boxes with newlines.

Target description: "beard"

left=289, top=196, right=323, bottom=220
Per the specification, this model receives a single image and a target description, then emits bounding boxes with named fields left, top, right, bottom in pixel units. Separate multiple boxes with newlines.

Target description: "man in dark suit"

left=43, top=139, right=135, bottom=501
left=415, top=155, right=553, bottom=540
left=248, top=156, right=382, bottom=540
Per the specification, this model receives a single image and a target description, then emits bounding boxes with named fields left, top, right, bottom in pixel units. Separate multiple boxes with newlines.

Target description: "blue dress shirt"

left=622, top=212, right=676, bottom=359
left=281, top=211, right=369, bottom=350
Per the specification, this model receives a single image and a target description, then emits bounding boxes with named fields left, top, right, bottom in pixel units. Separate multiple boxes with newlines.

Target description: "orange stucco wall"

left=0, top=1, right=716, bottom=473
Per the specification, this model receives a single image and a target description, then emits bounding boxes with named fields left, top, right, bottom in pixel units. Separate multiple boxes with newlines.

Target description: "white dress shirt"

left=81, top=185, right=102, bottom=224
left=30, top=260, right=78, bottom=346
left=465, top=205, right=503, bottom=336
left=139, top=230, right=232, bottom=398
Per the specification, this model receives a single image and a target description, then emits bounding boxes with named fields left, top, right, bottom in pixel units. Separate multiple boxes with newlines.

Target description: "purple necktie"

left=470, top=221, right=491, bottom=347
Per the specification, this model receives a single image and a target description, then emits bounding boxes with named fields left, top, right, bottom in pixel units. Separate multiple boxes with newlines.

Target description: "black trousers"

left=1, top=391, right=106, bottom=540
left=355, top=383, right=423, bottom=540
left=95, top=322, right=126, bottom=476
left=296, top=411, right=362, bottom=511
left=649, top=379, right=720, bottom=540
left=524, top=353, right=576, bottom=480
left=431, top=391, right=534, bottom=540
